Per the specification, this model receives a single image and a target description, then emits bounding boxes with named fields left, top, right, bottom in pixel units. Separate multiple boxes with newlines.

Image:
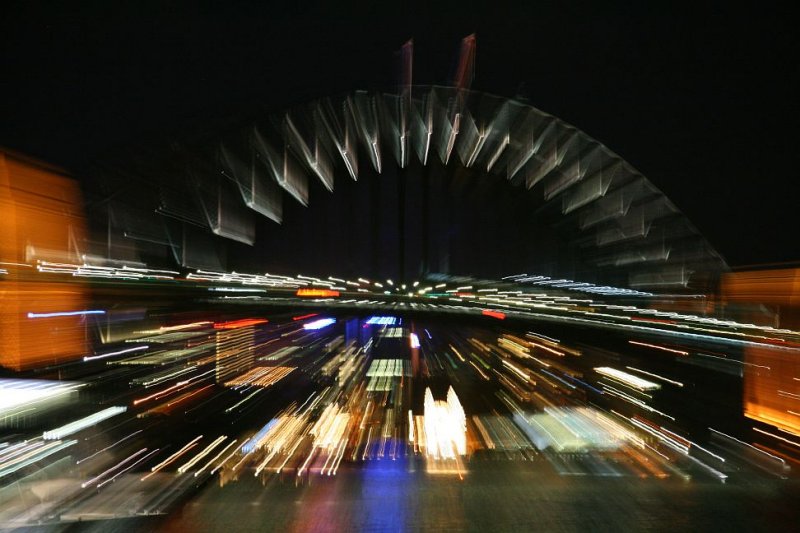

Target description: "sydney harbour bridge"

left=1, top=32, right=799, bottom=531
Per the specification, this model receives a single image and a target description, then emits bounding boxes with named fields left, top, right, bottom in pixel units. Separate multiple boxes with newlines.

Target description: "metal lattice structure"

left=86, top=86, right=727, bottom=289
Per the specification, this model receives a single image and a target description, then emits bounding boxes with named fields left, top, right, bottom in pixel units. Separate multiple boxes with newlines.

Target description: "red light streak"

left=292, top=313, right=319, bottom=321
left=213, top=318, right=268, bottom=329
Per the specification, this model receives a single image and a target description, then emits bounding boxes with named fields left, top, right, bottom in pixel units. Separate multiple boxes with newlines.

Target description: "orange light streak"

left=296, top=288, right=340, bottom=297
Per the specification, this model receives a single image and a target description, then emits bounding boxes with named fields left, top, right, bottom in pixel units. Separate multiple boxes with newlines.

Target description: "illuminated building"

left=214, top=319, right=263, bottom=383
left=423, top=386, right=466, bottom=459
left=0, top=151, right=89, bottom=370
left=722, top=269, right=800, bottom=435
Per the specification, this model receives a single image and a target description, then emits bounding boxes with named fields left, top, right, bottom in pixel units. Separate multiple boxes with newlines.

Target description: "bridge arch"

left=86, top=86, right=726, bottom=290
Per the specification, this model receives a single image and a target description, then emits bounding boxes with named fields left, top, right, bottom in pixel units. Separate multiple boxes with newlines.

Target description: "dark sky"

left=2, top=1, right=798, bottom=267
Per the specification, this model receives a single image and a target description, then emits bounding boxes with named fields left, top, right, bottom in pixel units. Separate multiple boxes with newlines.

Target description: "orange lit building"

left=0, top=150, right=89, bottom=370
left=721, top=268, right=800, bottom=436
left=721, top=269, right=800, bottom=329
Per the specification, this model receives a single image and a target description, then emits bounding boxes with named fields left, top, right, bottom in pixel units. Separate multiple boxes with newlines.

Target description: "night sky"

left=2, top=1, right=798, bottom=268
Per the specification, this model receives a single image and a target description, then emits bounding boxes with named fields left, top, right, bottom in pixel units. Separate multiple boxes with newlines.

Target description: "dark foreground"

left=42, top=456, right=800, bottom=533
